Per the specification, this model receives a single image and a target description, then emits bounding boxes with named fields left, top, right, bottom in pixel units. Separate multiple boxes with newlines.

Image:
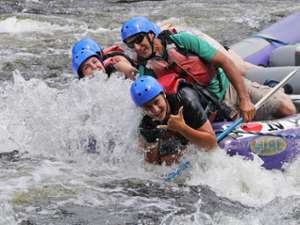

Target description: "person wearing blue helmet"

left=121, top=17, right=296, bottom=122
left=131, top=76, right=217, bottom=165
left=121, top=16, right=161, bottom=60
left=72, top=38, right=105, bottom=79
left=72, top=38, right=138, bottom=79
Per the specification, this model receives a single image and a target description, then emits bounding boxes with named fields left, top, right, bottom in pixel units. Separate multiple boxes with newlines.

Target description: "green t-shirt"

left=169, top=32, right=229, bottom=100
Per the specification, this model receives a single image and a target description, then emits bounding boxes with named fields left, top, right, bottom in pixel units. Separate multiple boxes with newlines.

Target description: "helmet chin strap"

left=144, top=33, right=156, bottom=60
left=163, top=94, right=171, bottom=122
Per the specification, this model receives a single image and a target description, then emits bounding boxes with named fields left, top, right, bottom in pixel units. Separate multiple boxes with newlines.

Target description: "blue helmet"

left=130, top=75, right=164, bottom=107
left=71, top=38, right=103, bottom=74
left=121, top=16, right=161, bottom=42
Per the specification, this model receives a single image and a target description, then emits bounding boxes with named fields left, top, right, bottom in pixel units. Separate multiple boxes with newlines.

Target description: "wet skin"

left=81, top=56, right=106, bottom=77
left=143, top=94, right=169, bottom=122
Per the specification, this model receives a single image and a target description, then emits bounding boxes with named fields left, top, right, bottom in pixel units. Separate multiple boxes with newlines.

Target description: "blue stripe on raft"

left=244, top=45, right=279, bottom=66
left=254, top=34, right=289, bottom=46
left=259, top=12, right=300, bottom=44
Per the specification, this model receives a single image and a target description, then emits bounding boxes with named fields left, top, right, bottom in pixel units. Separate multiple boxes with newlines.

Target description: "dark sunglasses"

left=126, top=33, right=146, bottom=49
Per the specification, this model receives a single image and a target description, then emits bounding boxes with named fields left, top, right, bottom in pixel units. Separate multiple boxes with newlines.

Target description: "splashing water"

left=0, top=0, right=300, bottom=224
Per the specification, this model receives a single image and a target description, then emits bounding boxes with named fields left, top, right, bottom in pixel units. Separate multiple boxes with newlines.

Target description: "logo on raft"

left=249, top=136, right=287, bottom=156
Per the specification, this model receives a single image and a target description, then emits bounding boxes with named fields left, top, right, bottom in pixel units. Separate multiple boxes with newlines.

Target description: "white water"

left=0, top=1, right=300, bottom=224
left=1, top=70, right=300, bottom=224
left=0, top=17, right=69, bottom=33
left=188, top=149, right=300, bottom=206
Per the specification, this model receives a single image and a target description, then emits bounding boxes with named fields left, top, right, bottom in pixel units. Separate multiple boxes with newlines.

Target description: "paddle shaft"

left=217, top=68, right=298, bottom=143
left=254, top=68, right=298, bottom=110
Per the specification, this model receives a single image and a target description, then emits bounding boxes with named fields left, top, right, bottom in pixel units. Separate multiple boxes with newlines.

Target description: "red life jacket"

left=102, top=45, right=136, bottom=76
left=145, top=43, right=216, bottom=95
left=157, top=73, right=184, bottom=94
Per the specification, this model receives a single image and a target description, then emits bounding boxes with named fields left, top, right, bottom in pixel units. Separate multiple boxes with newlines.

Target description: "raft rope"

left=233, top=130, right=300, bottom=139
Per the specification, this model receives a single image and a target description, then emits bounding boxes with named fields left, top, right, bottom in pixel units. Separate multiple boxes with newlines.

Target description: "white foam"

left=0, top=16, right=70, bottom=33
left=0, top=203, right=17, bottom=225
left=186, top=147, right=300, bottom=207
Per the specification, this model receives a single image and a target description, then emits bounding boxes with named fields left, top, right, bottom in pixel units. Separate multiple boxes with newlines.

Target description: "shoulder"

left=170, top=32, right=209, bottom=46
left=169, top=32, right=197, bottom=48
left=177, top=85, right=201, bottom=104
left=171, top=31, right=196, bottom=40
left=176, top=85, right=208, bottom=129
left=170, top=32, right=217, bottom=59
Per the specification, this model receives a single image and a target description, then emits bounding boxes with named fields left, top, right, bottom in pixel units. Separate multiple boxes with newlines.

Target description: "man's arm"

left=112, top=55, right=138, bottom=80
left=211, top=51, right=256, bottom=122
left=177, top=119, right=217, bottom=149
left=171, top=32, right=256, bottom=122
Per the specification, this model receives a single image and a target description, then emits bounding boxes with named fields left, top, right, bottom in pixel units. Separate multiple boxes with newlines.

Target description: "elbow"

left=210, top=139, right=218, bottom=150
left=204, top=135, right=217, bottom=150
left=207, top=140, right=217, bottom=150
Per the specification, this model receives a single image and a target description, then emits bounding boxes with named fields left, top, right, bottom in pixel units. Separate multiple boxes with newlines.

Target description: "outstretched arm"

left=171, top=32, right=256, bottom=122
left=211, top=51, right=256, bottom=122
left=104, top=55, right=138, bottom=80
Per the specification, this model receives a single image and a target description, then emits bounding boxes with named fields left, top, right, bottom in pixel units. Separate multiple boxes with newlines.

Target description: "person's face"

left=143, top=94, right=169, bottom=121
left=81, top=56, right=105, bottom=77
left=125, top=33, right=154, bottom=58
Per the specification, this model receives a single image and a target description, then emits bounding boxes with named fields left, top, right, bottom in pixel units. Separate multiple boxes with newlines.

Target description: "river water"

left=0, top=0, right=300, bottom=224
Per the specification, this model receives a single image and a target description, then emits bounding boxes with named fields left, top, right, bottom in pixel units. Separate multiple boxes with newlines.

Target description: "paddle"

left=165, top=68, right=298, bottom=182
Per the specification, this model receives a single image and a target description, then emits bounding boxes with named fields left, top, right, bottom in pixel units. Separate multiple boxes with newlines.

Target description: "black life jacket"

left=166, top=81, right=236, bottom=122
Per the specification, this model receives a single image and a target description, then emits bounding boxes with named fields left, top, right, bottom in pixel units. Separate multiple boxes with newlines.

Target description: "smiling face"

left=143, top=94, right=169, bottom=121
left=125, top=32, right=155, bottom=59
left=80, top=56, right=106, bottom=77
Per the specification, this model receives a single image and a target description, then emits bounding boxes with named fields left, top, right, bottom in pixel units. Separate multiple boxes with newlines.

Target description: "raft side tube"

left=230, top=12, right=300, bottom=66
left=270, top=44, right=300, bottom=66
left=260, top=12, right=300, bottom=44
left=245, top=66, right=300, bottom=94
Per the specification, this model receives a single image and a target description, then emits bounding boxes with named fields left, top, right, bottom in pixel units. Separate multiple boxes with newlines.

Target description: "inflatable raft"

left=230, top=11, right=300, bottom=67
left=214, top=114, right=300, bottom=170
left=218, top=12, right=300, bottom=170
left=230, top=11, right=300, bottom=95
